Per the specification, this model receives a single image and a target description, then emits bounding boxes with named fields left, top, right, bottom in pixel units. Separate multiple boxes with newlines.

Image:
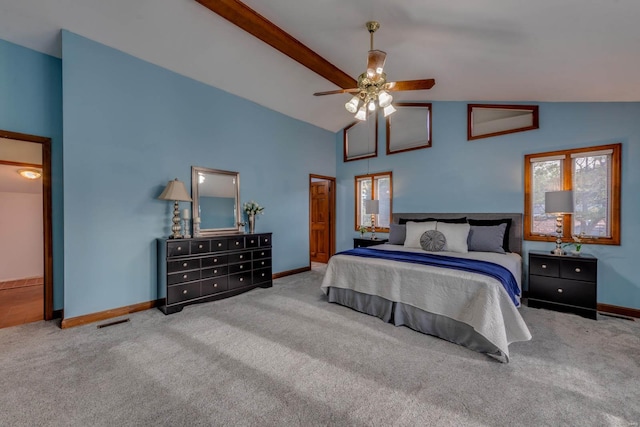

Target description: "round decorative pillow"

left=420, top=230, right=446, bottom=252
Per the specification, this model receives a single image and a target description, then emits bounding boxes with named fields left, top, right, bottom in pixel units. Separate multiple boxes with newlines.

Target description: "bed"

left=321, top=213, right=532, bottom=362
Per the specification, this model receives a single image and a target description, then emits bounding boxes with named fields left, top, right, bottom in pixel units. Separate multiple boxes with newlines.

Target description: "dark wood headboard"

left=392, top=213, right=523, bottom=255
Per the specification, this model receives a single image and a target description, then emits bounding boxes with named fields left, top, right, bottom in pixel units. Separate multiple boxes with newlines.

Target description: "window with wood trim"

left=355, top=172, right=392, bottom=232
left=524, top=143, right=621, bottom=245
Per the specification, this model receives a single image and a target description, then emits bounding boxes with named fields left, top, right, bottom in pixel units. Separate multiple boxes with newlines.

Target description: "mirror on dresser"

left=191, top=166, right=243, bottom=235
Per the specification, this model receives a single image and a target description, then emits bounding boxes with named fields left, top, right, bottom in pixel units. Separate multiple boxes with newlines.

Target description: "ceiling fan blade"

left=313, top=88, right=360, bottom=96
left=385, top=79, right=436, bottom=91
left=367, top=50, right=387, bottom=79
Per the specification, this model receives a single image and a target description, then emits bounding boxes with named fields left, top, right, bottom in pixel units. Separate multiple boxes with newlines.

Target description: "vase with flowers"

left=243, top=200, right=265, bottom=234
left=563, top=232, right=585, bottom=256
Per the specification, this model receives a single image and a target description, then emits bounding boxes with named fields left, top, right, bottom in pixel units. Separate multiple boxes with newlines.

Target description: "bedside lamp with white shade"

left=545, top=190, right=574, bottom=255
left=158, top=178, right=192, bottom=239
left=365, top=199, right=379, bottom=240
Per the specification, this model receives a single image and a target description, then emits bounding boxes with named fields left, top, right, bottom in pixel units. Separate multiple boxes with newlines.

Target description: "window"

left=524, top=143, right=621, bottom=245
left=355, top=172, right=392, bottom=232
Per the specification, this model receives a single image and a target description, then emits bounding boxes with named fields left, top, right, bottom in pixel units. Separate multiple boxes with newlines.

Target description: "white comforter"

left=321, top=244, right=532, bottom=359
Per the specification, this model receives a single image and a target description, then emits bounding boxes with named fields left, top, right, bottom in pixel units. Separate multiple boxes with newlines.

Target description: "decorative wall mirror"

left=467, top=104, right=539, bottom=140
left=343, top=114, right=378, bottom=162
left=191, top=166, right=243, bottom=235
left=386, top=102, right=432, bottom=155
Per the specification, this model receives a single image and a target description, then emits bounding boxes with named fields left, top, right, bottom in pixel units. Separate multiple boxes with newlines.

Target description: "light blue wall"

left=61, top=31, right=335, bottom=318
left=0, top=39, right=64, bottom=310
left=336, top=102, right=640, bottom=310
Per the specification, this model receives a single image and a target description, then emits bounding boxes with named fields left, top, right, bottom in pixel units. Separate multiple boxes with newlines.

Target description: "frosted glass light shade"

left=383, top=104, right=397, bottom=117
left=345, top=95, right=360, bottom=114
left=355, top=105, right=367, bottom=121
left=378, top=90, right=392, bottom=107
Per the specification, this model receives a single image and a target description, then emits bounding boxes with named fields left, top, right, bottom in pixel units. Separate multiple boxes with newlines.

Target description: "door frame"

left=309, top=174, right=336, bottom=262
left=0, top=129, right=54, bottom=320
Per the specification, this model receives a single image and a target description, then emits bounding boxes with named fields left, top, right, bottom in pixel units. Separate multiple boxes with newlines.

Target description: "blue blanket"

left=337, top=247, right=521, bottom=306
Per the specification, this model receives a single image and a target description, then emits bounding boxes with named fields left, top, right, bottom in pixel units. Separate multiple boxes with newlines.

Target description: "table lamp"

left=158, top=178, right=192, bottom=239
left=545, top=190, right=573, bottom=255
left=365, top=199, right=379, bottom=240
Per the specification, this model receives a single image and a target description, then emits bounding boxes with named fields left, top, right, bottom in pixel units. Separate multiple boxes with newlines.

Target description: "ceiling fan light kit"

left=314, top=21, right=436, bottom=123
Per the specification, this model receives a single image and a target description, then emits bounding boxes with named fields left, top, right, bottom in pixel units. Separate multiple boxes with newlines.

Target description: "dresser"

left=353, top=237, right=389, bottom=248
left=157, top=233, right=272, bottom=314
left=528, top=250, right=597, bottom=320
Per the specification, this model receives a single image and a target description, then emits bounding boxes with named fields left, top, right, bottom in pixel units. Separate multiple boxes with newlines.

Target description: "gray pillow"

left=388, top=223, right=406, bottom=245
left=467, top=223, right=507, bottom=254
left=420, top=230, right=446, bottom=252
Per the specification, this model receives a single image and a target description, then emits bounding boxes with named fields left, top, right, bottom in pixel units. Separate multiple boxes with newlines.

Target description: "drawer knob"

left=177, top=246, right=182, bottom=251
left=261, top=261, right=265, bottom=265
left=236, top=242, right=240, bottom=245
left=251, top=240, right=255, bottom=244
left=214, top=283, right=217, bottom=288
left=183, top=262, right=187, bottom=267
left=240, top=265, right=244, bottom=269
left=214, top=258, right=217, bottom=262
left=261, top=252, right=265, bottom=256
left=239, top=278, right=244, bottom=282
left=541, top=264, right=547, bottom=269
left=240, top=255, right=244, bottom=259
left=183, top=290, right=188, bottom=294
left=214, top=269, right=217, bottom=273
left=557, top=288, right=563, bottom=293
left=218, top=243, right=222, bottom=247
left=265, top=239, right=269, bottom=242
left=199, top=244, right=203, bottom=249
left=183, top=274, right=187, bottom=279
left=261, top=273, right=265, bottom=277
left=575, top=267, right=581, bottom=273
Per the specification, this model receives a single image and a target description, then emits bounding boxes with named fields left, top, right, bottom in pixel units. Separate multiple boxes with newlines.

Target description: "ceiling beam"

left=196, top=0, right=357, bottom=89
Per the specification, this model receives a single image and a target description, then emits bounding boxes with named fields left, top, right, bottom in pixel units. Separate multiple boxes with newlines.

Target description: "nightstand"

left=528, top=250, right=597, bottom=320
left=353, top=237, right=388, bottom=248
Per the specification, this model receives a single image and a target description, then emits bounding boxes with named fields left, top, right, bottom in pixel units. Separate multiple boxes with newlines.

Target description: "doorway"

left=309, top=174, right=336, bottom=264
left=0, top=129, right=53, bottom=328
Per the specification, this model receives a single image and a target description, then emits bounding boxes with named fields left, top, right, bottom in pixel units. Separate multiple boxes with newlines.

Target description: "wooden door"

left=310, top=181, right=330, bottom=263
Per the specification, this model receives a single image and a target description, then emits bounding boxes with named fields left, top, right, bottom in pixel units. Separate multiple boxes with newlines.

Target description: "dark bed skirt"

left=327, top=286, right=507, bottom=363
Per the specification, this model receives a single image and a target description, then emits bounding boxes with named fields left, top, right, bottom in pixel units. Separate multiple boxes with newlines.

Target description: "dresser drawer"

left=201, top=255, right=228, bottom=268
left=529, top=257, right=560, bottom=277
left=201, top=266, right=228, bottom=278
left=229, top=261, right=251, bottom=274
left=229, top=237, right=245, bottom=250
left=560, top=259, right=596, bottom=282
left=529, top=276, right=596, bottom=309
left=229, top=252, right=252, bottom=264
left=167, top=258, right=199, bottom=274
left=201, top=276, right=228, bottom=295
left=168, top=270, right=201, bottom=285
left=229, top=272, right=252, bottom=290
left=246, top=235, right=260, bottom=248
left=190, top=240, right=210, bottom=254
left=253, top=249, right=271, bottom=260
left=210, top=238, right=228, bottom=251
left=167, top=241, right=190, bottom=257
left=253, top=267, right=272, bottom=284
left=259, top=234, right=271, bottom=247
left=167, top=281, right=201, bottom=304
left=253, top=258, right=271, bottom=269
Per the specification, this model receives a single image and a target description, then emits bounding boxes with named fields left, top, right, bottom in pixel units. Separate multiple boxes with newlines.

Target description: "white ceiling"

left=1, top=0, right=639, bottom=132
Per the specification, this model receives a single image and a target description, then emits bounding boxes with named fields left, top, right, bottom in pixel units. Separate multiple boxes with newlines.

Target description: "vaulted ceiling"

left=1, top=0, right=639, bottom=132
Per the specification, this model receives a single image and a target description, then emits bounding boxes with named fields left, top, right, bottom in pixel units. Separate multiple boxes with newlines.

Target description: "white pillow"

left=404, top=221, right=437, bottom=248
left=436, top=222, right=471, bottom=253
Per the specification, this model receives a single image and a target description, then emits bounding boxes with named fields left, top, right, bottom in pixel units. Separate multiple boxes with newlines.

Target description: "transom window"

left=524, top=143, right=621, bottom=245
left=355, top=172, right=392, bottom=232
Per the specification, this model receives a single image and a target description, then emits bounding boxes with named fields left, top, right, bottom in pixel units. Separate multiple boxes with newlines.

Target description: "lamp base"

left=551, top=248, right=565, bottom=256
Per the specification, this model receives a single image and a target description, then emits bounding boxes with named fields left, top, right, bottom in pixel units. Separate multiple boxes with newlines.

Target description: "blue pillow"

left=467, top=223, right=507, bottom=254
left=388, top=224, right=406, bottom=245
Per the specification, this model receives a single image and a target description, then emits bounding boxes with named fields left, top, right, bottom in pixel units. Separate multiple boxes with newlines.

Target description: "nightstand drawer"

left=201, top=266, right=228, bottom=278
left=529, top=257, right=560, bottom=277
left=229, top=252, right=252, bottom=264
left=190, top=240, right=210, bottom=254
left=167, top=258, right=199, bottom=273
left=167, top=241, right=190, bottom=257
left=253, top=267, right=271, bottom=284
left=168, top=270, right=201, bottom=285
left=229, top=261, right=251, bottom=274
left=229, top=272, right=252, bottom=289
left=560, top=259, right=596, bottom=282
left=253, top=258, right=271, bottom=269
left=201, top=255, right=228, bottom=268
left=253, top=249, right=271, bottom=259
left=529, top=276, right=596, bottom=309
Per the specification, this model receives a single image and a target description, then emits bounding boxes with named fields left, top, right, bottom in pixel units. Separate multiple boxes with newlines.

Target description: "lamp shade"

left=158, top=178, right=192, bottom=202
left=545, top=190, right=573, bottom=214
left=365, top=199, right=379, bottom=215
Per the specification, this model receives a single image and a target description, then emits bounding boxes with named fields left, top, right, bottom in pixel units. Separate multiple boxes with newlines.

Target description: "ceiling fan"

left=313, top=21, right=436, bottom=121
